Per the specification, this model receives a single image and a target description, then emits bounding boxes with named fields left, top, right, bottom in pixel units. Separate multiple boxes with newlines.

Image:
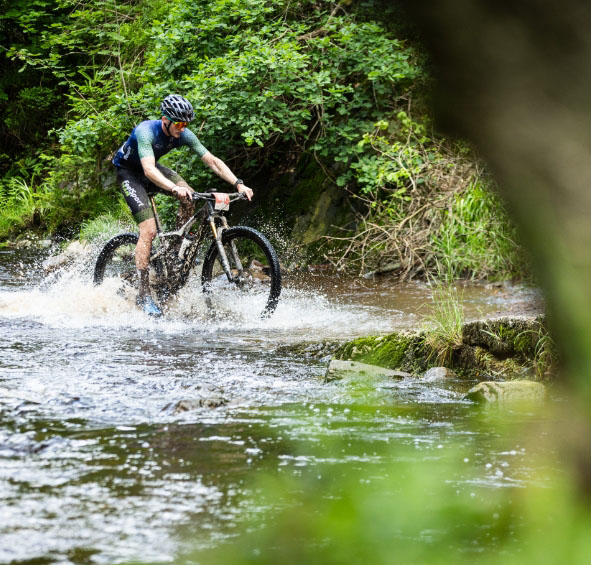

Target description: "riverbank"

left=333, top=316, right=552, bottom=379
left=282, top=314, right=555, bottom=407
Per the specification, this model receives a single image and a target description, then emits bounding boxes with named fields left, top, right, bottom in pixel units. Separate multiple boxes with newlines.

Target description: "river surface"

left=0, top=247, right=555, bottom=564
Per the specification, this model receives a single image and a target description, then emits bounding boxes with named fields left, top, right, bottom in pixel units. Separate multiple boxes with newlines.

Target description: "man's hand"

left=237, top=184, right=253, bottom=201
left=172, top=185, right=193, bottom=202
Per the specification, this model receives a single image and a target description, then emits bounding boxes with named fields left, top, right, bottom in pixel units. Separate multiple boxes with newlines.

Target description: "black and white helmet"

left=160, top=94, right=194, bottom=122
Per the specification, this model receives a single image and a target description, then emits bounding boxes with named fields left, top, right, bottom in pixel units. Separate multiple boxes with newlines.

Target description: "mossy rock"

left=333, top=316, right=553, bottom=379
left=464, top=380, right=547, bottom=404
left=453, top=344, right=530, bottom=378
left=462, top=316, right=546, bottom=358
left=325, top=360, right=411, bottom=382
left=275, top=340, right=343, bottom=359
left=334, top=331, right=431, bottom=374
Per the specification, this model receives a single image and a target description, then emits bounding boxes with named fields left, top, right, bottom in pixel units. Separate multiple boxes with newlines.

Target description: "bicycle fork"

left=211, top=215, right=245, bottom=283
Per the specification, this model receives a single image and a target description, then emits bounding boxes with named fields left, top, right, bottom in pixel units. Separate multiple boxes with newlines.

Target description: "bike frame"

left=148, top=192, right=245, bottom=284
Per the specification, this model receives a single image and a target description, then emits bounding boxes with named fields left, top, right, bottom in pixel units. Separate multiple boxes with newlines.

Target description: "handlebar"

left=191, top=191, right=247, bottom=203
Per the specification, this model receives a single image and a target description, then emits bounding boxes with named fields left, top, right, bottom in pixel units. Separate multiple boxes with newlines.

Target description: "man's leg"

left=117, top=167, right=162, bottom=316
left=136, top=217, right=157, bottom=302
left=136, top=217, right=157, bottom=270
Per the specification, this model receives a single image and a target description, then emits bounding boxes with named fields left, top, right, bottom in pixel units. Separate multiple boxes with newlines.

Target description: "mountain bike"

left=93, top=190, right=282, bottom=318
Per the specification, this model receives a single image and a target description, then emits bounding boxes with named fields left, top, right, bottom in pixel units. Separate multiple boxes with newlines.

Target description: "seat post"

left=149, top=196, right=163, bottom=235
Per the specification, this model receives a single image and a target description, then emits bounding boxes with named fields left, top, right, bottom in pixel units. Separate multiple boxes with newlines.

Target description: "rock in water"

left=464, top=380, right=547, bottom=404
left=325, top=359, right=411, bottom=382
left=163, top=396, right=227, bottom=414
left=423, top=367, right=458, bottom=381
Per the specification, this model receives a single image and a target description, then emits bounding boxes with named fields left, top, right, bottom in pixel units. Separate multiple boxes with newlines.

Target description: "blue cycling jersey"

left=112, top=120, right=208, bottom=169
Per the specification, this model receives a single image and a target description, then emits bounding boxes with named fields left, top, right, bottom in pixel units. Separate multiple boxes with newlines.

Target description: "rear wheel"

left=93, top=233, right=139, bottom=296
left=201, top=226, right=281, bottom=318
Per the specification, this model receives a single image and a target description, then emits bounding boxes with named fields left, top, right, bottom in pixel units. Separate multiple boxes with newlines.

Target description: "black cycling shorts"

left=116, top=164, right=184, bottom=224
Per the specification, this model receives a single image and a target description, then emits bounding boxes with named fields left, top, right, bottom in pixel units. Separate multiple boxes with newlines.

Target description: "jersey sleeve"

left=136, top=122, right=155, bottom=160
left=180, top=128, right=208, bottom=157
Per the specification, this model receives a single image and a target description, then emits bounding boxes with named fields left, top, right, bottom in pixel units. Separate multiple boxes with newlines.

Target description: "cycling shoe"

left=136, top=295, right=163, bottom=318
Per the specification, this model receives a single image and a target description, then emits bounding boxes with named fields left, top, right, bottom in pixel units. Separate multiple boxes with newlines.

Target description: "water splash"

left=0, top=247, right=408, bottom=340
left=0, top=245, right=541, bottom=340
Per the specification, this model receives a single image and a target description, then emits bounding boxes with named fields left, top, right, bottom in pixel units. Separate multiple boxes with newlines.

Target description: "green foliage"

left=344, top=112, right=435, bottom=194
left=323, top=110, right=525, bottom=279
left=0, top=174, right=50, bottom=236
left=0, top=169, right=123, bottom=239
left=1, top=0, right=424, bottom=236
left=79, top=200, right=134, bottom=242
left=188, top=422, right=591, bottom=565
left=119, top=0, right=425, bottom=194
left=432, top=179, right=525, bottom=279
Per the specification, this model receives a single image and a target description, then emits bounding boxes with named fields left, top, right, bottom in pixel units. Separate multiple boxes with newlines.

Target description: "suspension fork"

left=210, top=215, right=244, bottom=282
left=210, top=215, right=233, bottom=282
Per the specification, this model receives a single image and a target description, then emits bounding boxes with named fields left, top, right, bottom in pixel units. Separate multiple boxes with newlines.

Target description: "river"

left=0, top=247, right=556, bottom=564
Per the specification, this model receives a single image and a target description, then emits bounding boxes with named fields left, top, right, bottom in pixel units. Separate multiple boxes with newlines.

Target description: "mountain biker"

left=112, top=94, right=253, bottom=317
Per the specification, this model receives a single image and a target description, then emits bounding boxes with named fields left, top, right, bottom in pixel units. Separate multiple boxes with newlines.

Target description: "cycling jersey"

left=112, top=120, right=208, bottom=169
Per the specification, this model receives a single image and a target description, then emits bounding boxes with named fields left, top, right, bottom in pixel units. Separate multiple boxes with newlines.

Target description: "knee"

left=138, top=220, right=157, bottom=241
left=142, top=227, right=157, bottom=241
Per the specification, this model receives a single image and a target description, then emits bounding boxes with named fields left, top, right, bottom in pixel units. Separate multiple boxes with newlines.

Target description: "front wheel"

left=93, top=233, right=139, bottom=295
left=201, top=226, right=281, bottom=318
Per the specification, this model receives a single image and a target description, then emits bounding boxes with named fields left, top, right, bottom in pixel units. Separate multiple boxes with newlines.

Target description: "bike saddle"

left=136, top=295, right=163, bottom=318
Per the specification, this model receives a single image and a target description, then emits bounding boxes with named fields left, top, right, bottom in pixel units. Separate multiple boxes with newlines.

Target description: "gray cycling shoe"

left=136, top=295, right=163, bottom=318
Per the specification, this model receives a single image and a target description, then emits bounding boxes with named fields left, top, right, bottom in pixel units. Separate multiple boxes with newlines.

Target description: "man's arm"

left=201, top=152, right=254, bottom=200
left=140, top=156, right=192, bottom=200
left=136, top=123, right=191, bottom=200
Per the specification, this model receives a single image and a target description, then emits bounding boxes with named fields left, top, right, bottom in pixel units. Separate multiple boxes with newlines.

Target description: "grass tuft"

left=423, top=284, right=464, bottom=365
left=79, top=200, right=135, bottom=242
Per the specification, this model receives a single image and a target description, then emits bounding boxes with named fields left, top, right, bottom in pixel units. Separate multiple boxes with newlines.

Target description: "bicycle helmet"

left=160, top=94, right=194, bottom=123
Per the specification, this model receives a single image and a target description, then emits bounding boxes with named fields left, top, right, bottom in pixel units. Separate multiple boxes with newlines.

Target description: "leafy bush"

left=322, top=113, right=524, bottom=279
left=432, top=179, right=525, bottom=279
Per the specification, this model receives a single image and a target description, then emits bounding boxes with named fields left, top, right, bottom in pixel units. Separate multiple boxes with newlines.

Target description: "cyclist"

left=112, top=94, right=253, bottom=317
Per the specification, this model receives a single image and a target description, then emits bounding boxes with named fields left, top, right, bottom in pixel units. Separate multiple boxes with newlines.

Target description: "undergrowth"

left=79, top=199, right=135, bottom=242
left=322, top=115, right=524, bottom=280
left=422, top=283, right=465, bottom=365
left=0, top=174, right=122, bottom=240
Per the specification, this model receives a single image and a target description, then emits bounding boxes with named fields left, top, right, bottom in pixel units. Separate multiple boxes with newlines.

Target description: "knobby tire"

left=93, top=233, right=139, bottom=286
left=201, top=226, right=281, bottom=318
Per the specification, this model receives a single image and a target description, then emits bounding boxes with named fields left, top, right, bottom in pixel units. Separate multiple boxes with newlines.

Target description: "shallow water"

left=0, top=247, right=551, bottom=564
